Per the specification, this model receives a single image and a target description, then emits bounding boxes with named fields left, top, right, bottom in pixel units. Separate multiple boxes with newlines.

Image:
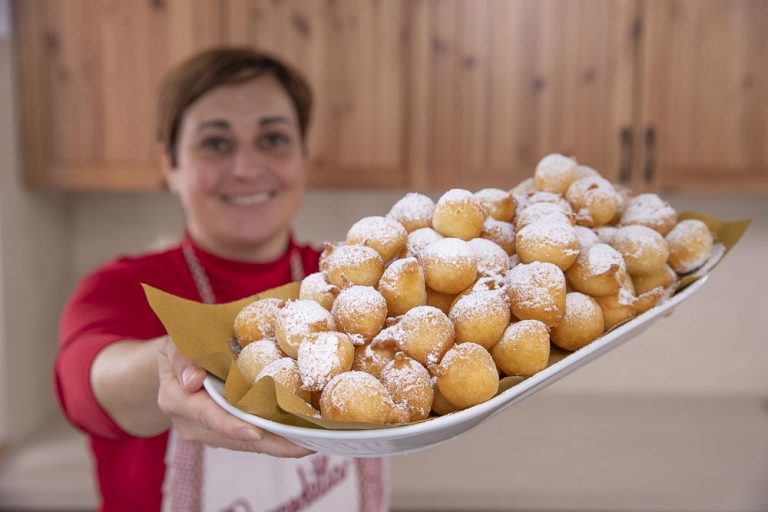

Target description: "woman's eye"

left=258, top=132, right=291, bottom=150
left=200, top=137, right=233, bottom=153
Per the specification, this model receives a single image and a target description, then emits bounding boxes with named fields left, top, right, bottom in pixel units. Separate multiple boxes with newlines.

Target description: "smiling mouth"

left=221, top=191, right=277, bottom=206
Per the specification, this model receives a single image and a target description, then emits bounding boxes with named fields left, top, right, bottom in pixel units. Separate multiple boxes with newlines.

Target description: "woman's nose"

left=231, top=147, right=268, bottom=178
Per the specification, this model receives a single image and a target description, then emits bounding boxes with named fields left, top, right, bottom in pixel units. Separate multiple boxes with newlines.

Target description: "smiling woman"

left=54, top=48, right=388, bottom=512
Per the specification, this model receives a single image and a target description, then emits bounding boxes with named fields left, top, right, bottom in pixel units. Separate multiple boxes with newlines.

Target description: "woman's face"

left=164, top=75, right=307, bottom=260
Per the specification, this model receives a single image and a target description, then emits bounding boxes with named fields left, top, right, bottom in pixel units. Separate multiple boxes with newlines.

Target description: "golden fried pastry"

left=565, top=243, right=624, bottom=297
left=274, top=299, right=336, bottom=358
left=380, top=352, right=434, bottom=421
left=233, top=297, right=284, bottom=347
left=346, top=216, right=407, bottom=263
left=534, top=153, right=580, bottom=194
left=491, top=320, right=550, bottom=377
left=405, top=227, right=444, bottom=258
left=525, top=191, right=575, bottom=213
left=665, top=219, right=714, bottom=274
left=320, top=371, right=402, bottom=423
left=320, top=243, right=385, bottom=288
left=396, top=305, right=455, bottom=367
left=431, top=384, right=463, bottom=415
left=577, top=165, right=602, bottom=179
left=467, top=238, right=510, bottom=277
left=632, top=263, right=678, bottom=295
left=331, top=285, right=387, bottom=342
left=297, top=331, right=355, bottom=392
left=378, top=257, right=427, bottom=316
left=474, top=188, right=516, bottom=222
left=432, top=189, right=487, bottom=240
left=510, top=177, right=537, bottom=204
left=515, top=220, right=580, bottom=271
left=425, top=287, right=457, bottom=315
left=480, top=217, right=516, bottom=255
left=419, top=238, right=478, bottom=294
left=550, top=292, right=605, bottom=351
left=594, top=226, right=618, bottom=245
left=387, top=192, right=435, bottom=233
left=575, top=225, right=599, bottom=250
left=516, top=202, right=574, bottom=230
left=611, top=225, right=670, bottom=276
left=434, top=343, right=499, bottom=409
left=565, top=176, right=622, bottom=227
left=449, top=290, right=511, bottom=350
left=299, top=272, right=339, bottom=311
left=255, top=357, right=311, bottom=403
left=595, top=283, right=665, bottom=330
left=236, top=338, right=284, bottom=384
left=620, top=193, right=677, bottom=235
left=505, top=261, right=566, bottom=327
left=352, top=339, right=397, bottom=379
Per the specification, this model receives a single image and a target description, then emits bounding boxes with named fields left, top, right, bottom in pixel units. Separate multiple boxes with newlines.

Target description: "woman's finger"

left=163, top=337, right=205, bottom=392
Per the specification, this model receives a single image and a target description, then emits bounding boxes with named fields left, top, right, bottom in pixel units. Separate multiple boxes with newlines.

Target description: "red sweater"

left=55, top=235, right=320, bottom=512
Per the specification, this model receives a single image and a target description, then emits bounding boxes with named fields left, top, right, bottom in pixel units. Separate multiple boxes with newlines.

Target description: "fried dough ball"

left=594, top=226, right=618, bottom=245
left=449, top=290, right=511, bottom=350
left=516, top=202, right=574, bottom=230
left=331, top=286, right=387, bottom=342
left=297, top=331, right=355, bottom=392
left=255, top=357, right=311, bottom=403
left=405, top=227, right=444, bottom=258
left=474, top=188, right=516, bottom=222
left=575, top=225, right=600, bottom=250
left=380, top=352, right=434, bottom=421
left=632, top=264, right=678, bottom=295
left=431, top=384, right=463, bottom=415
left=595, top=273, right=665, bottom=330
left=346, top=216, right=407, bottom=263
left=378, top=257, right=427, bottom=316
left=419, top=238, right=478, bottom=294
left=321, top=243, right=385, bottom=288
left=320, top=371, right=401, bottom=423
left=274, top=300, right=336, bottom=359
left=515, top=220, right=580, bottom=271
left=491, top=320, right=550, bottom=377
left=467, top=238, right=510, bottom=277
left=612, top=183, right=634, bottom=224
left=525, top=191, right=575, bottom=214
left=620, top=193, right=677, bottom=235
left=510, top=177, right=537, bottom=204
left=505, top=262, right=566, bottom=327
left=434, top=343, right=499, bottom=409
left=550, top=292, right=605, bottom=351
left=665, top=219, right=714, bottom=274
left=481, top=217, right=516, bottom=255
left=432, top=189, right=486, bottom=240
left=387, top=192, right=435, bottom=233
left=534, top=153, right=580, bottom=194
left=611, top=225, right=670, bottom=276
left=233, top=298, right=284, bottom=347
left=425, top=287, right=457, bottom=315
left=577, top=165, right=602, bottom=179
left=396, top=306, right=455, bottom=367
left=299, top=272, right=339, bottom=311
left=352, top=339, right=397, bottom=379
left=565, top=243, right=624, bottom=297
left=236, top=338, right=284, bottom=384
left=565, top=176, right=622, bottom=227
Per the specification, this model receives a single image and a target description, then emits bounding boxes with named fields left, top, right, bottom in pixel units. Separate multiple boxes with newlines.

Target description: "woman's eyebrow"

left=196, top=119, right=230, bottom=131
left=259, top=116, right=292, bottom=127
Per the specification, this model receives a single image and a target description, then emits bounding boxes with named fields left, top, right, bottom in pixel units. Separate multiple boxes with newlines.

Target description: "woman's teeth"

left=224, top=191, right=274, bottom=205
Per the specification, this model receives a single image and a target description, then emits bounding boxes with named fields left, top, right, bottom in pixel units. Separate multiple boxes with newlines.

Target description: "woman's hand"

left=157, top=337, right=314, bottom=458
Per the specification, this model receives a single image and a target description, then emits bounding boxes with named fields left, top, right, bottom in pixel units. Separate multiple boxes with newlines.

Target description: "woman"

left=55, top=47, right=388, bottom=512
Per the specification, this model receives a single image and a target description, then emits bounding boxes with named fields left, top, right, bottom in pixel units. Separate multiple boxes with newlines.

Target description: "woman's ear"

left=157, top=143, right=178, bottom=193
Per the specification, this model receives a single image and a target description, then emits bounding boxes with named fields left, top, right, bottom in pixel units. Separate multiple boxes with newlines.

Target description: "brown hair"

left=156, top=47, right=313, bottom=166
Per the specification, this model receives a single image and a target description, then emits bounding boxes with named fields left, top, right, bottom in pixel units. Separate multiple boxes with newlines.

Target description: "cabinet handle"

left=643, top=126, right=657, bottom=184
left=618, top=126, right=633, bottom=184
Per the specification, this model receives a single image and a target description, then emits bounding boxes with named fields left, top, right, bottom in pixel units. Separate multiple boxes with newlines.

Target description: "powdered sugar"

left=347, top=216, right=407, bottom=246
left=387, top=193, right=435, bottom=230
left=612, top=225, right=666, bottom=259
left=584, top=243, right=624, bottom=275
left=439, top=188, right=476, bottom=205
left=277, top=300, right=335, bottom=341
left=406, top=228, right=444, bottom=258
left=297, top=331, right=350, bottom=391
left=506, top=261, right=565, bottom=310
left=565, top=292, right=599, bottom=318
left=467, top=238, right=510, bottom=277
left=419, top=238, right=476, bottom=269
left=535, top=154, right=578, bottom=182
left=300, top=272, right=336, bottom=298
left=481, top=218, right=516, bottom=252
left=517, top=202, right=573, bottom=229
left=620, top=193, right=677, bottom=228
left=516, top=220, right=580, bottom=257
left=575, top=225, right=599, bottom=250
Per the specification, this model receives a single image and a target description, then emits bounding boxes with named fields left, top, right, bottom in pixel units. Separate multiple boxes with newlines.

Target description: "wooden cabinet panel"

left=425, top=0, right=639, bottom=190
left=17, top=0, right=221, bottom=190
left=639, top=0, right=768, bottom=191
left=222, top=0, right=417, bottom=188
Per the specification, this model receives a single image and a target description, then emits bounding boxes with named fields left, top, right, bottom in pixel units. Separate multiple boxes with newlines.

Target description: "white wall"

left=0, top=36, right=71, bottom=442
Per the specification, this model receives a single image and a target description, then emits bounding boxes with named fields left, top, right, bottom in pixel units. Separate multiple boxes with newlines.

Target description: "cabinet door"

left=222, top=0, right=419, bottom=188
left=424, top=0, right=639, bottom=190
left=639, top=0, right=768, bottom=191
left=17, top=0, right=221, bottom=190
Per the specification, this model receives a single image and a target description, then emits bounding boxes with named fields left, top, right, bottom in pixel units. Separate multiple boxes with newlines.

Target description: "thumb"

left=163, top=337, right=206, bottom=392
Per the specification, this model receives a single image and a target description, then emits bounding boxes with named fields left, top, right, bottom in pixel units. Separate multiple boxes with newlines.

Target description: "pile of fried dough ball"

left=232, top=153, right=716, bottom=425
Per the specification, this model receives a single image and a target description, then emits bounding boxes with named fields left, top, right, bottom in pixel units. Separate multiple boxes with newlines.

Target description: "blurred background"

left=0, top=0, right=766, bottom=510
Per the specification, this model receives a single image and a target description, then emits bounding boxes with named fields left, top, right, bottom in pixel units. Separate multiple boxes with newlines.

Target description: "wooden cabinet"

left=14, top=0, right=768, bottom=192
left=638, top=0, right=768, bottom=191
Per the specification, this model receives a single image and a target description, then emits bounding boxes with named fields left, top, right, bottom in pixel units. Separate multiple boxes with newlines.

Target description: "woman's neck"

left=187, top=228, right=291, bottom=263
